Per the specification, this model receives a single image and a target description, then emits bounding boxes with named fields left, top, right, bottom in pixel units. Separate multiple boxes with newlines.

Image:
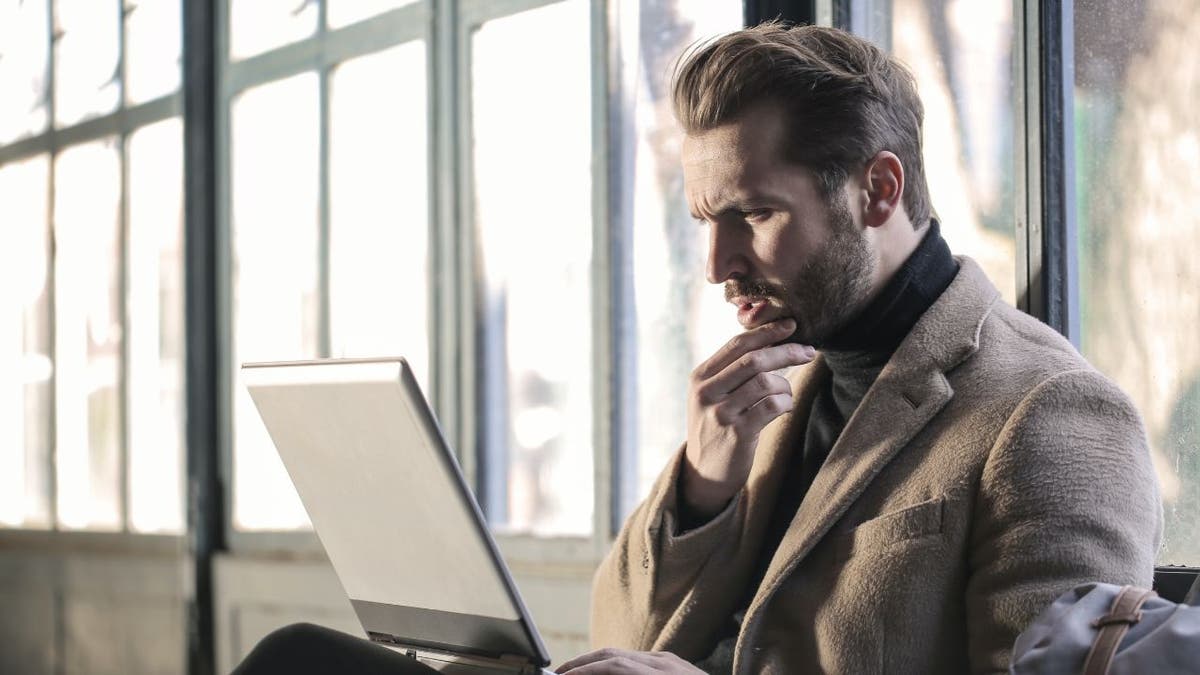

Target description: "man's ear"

left=862, top=151, right=905, bottom=228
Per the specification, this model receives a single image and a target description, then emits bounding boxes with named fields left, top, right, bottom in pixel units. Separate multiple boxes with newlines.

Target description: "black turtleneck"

left=694, top=220, right=959, bottom=674
left=823, top=218, right=959, bottom=353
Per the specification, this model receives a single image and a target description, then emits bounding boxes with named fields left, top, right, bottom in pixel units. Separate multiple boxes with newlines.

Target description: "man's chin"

left=777, top=319, right=829, bottom=349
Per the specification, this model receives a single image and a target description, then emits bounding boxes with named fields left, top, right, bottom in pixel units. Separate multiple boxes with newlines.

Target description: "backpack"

left=1009, top=580, right=1200, bottom=674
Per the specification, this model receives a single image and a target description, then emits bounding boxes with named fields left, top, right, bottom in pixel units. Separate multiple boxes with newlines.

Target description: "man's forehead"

left=681, top=106, right=789, bottom=183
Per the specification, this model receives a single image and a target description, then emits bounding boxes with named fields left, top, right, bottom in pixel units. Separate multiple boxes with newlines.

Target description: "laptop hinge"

left=370, top=633, right=539, bottom=674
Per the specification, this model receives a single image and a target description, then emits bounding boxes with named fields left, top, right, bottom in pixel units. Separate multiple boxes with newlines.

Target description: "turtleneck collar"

left=821, top=218, right=958, bottom=356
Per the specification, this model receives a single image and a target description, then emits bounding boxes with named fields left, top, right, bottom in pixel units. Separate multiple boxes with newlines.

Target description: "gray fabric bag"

left=1009, top=581, right=1200, bottom=674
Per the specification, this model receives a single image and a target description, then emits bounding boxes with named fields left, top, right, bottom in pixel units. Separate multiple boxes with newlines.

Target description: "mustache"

left=724, top=278, right=788, bottom=302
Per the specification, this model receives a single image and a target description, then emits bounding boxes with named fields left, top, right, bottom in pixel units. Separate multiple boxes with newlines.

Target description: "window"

left=223, top=2, right=432, bottom=534
left=470, top=0, right=595, bottom=537
left=0, top=0, right=185, bottom=534
left=1074, top=0, right=1200, bottom=565
left=0, top=155, right=53, bottom=528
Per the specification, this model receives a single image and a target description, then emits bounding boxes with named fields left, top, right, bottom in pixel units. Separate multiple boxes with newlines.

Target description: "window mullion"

left=1033, top=0, right=1079, bottom=343
left=45, top=0, right=60, bottom=534
left=183, top=0, right=225, bottom=672
left=1014, top=0, right=1034, bottom=316
left=318, top=67, right=332, bottom=358
left=317, top=0, right=332, bottom=359
left=599, top=0, right=641, bottom=543
left=119, top=131, right=131, bottom=533
left=432, top=0, right=462, bottom=459
left=117, top=0, right=131, bottom=534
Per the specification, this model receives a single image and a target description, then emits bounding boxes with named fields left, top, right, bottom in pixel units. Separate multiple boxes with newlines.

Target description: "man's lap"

left=232, top=622, right=439, bottom=675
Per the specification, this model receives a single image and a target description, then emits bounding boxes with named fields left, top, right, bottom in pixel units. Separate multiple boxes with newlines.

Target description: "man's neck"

left=821, top=218, right=958, bottom=356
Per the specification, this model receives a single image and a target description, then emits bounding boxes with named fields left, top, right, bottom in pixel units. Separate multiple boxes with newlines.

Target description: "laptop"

left=242, top=357, right=556, bottom=675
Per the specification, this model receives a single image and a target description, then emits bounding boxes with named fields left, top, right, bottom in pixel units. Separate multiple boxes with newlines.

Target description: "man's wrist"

left=677, top=463, right=738, bottom=526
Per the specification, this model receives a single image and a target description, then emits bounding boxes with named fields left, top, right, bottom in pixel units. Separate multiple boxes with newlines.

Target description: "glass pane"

left=854, top=0, right=1018, bottom=304
left=0, top=0, right=50, bottom=143
left=327, top=0, right=416, bottom=30
left=0, top=155, right=53, bottom=528
left=229, top=0, right=318, bottom=61
left=472, top=0, right=593, bottom=536
left=329, top=42, right=430, bottom=386
left=631, top=3, right=745, bottom=506
left=54, top=0, right=120, bottom=127
left=231, top=73, right=319, bottom=531
left=1075, top=0, right=1200, bottom=564
left=127, top=118, right=185, bottom=534
left=125, top=0, right=182, bottom=104
left=54, top=139, right=123, bottom=530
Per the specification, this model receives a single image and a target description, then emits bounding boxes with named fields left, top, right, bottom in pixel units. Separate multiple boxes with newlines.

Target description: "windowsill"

left=0, top=528, right=185, bottom=557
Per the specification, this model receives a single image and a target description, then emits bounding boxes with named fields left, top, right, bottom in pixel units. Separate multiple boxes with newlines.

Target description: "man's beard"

left=724, top=200, right=875, bottom=347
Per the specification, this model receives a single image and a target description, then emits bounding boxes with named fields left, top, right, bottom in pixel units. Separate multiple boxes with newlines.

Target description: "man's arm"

left=966, top=368, right=1162, bottom=673
left=591, top=319, right=813, bottom=654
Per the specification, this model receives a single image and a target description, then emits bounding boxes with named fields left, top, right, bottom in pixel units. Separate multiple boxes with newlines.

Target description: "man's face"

left=681, top=104, right=877, bottom=347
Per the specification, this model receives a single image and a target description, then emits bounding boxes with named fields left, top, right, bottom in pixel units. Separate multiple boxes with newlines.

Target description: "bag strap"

left=1080, top=586, right=1157, bottom=675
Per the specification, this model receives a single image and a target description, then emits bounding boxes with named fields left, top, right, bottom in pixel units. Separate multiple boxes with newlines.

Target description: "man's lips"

left=730, top=296, right=780, bottom=328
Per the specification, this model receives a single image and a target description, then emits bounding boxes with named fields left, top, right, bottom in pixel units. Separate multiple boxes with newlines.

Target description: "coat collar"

left=735, top=257, right=1001, bottom=660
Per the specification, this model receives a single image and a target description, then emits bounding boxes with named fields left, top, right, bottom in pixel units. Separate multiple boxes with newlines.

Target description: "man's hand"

left=556, top=648, right=705, bottom=674
left=682, top=318, right=815, bottom=518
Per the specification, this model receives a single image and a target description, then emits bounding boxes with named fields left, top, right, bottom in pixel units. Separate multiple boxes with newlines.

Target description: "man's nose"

left=705, top=222, right=747, bottom=284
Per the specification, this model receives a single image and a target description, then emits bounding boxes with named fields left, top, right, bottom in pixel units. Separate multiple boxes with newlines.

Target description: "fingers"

left=556, top=648, right=618, bottom=673
left=711, top=371, right=792, bottom=423
left=740, top=392, right=795, bottom=430
left=693, top=319, right=796, bottom=381
left=557, top=648, right=668, bottom=673
left=702, top=342, right=815, bottom=401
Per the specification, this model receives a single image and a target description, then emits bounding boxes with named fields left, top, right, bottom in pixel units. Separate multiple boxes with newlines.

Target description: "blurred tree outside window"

left=1075, top=0, right=1200, bottom=565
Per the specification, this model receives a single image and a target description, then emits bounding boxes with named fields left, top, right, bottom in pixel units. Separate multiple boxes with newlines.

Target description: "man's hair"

left=671, top=22, right=932, bottom=228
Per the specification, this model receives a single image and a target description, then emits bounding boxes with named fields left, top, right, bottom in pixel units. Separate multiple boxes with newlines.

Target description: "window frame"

left=215, top=0, right=437, bottom=556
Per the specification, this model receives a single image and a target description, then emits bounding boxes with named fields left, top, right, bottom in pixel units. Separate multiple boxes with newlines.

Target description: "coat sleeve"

left=589, top=445, right=747, bottom=654
left=966, top=368, right=1163, bottom=673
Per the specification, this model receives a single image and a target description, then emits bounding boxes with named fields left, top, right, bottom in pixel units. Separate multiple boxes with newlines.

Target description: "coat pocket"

left=832, top=496, right=945, bottom=560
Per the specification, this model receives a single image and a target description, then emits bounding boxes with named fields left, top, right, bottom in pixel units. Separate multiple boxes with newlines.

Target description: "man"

left=557, top=23, right=1161, bottom=675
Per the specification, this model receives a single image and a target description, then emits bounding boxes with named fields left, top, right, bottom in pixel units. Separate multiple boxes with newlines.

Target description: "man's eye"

left=744, top=209, right=771, bottom=222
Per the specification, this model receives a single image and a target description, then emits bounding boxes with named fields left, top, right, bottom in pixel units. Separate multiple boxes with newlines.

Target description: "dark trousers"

left=231, top=622, right=440, bottom=675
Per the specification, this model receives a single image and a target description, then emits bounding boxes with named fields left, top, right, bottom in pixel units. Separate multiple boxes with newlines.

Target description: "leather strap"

left=1080, top=586, right=1156, bottom=675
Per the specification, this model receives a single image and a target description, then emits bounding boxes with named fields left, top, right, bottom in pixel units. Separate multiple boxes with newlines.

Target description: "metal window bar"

left=606, top=0, right=638, bottom=536
left=1027, top=0, right=1079, bottom=343
left=183, top=0, right=225, bottom=672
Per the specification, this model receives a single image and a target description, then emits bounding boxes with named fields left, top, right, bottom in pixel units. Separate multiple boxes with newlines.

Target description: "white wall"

left=0, top=548, right=185, bottom=675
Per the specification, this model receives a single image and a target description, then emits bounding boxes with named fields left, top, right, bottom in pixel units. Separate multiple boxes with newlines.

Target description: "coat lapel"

left=739, top=257, right=1002, bottom=643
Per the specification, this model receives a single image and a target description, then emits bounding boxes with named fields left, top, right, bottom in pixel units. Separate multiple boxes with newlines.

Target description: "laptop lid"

left=241, top=357, right=550, bottom=667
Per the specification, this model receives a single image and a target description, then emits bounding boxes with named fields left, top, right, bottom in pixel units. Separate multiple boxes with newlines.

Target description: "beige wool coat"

left=591, top=258, right=1162, bottom=674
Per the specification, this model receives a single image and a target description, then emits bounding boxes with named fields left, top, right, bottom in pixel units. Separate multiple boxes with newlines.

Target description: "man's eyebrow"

left=691, top=200, right=773, bottom=221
